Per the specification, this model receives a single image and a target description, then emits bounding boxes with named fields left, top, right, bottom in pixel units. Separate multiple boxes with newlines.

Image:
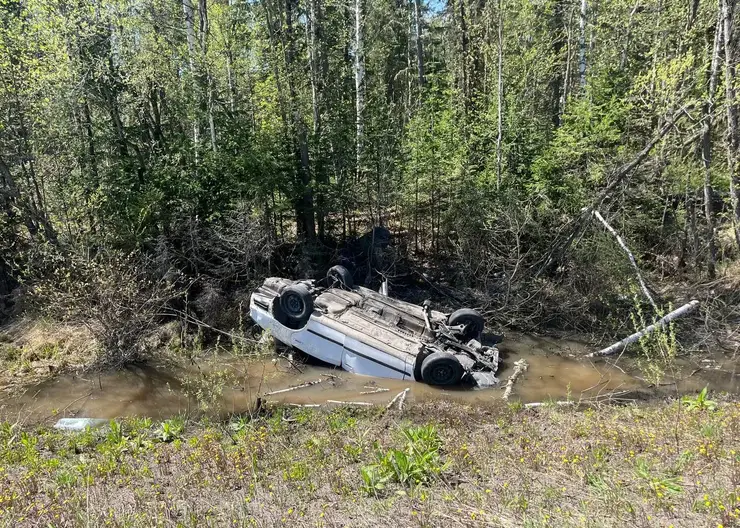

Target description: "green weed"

left=682, top=387, right=717, bottom=412
left=159, top=417, right=185, bottom=442
left=360, top=424, right=447, bottom=495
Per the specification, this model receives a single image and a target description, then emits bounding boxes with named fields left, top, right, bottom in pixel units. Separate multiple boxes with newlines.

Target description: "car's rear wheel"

left=447, top=308, right=484, bottom=341
left=421, top=352, right=464, bottom=386
left=327, top=265, right=354, bottom=289
left=278, top=284, right=313, bottom=328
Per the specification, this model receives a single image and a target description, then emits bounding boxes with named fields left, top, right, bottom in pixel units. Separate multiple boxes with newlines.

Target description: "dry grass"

left=0, top=319, right=97, bottom=393
left=0, top=397, right=739, bottom=527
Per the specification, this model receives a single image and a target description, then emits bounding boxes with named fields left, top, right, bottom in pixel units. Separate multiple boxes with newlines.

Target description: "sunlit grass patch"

left=0, top=398, right=738, bottom=526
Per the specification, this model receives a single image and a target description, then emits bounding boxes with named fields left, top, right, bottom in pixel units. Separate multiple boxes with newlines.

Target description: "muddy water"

left=1, top=332, right=737, bottom=425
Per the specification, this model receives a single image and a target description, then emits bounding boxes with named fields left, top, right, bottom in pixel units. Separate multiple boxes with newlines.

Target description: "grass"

left=0, top=319, right=96, bottom=392
left=0, top=397, right=739, bottom=527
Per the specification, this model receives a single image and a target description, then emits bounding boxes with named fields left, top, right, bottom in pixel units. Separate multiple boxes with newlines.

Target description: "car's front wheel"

left=421, top=352, right=464, bottom=386
left=447, top=308, right=484, bottom=341
left=327, top=265, right=354, bottom=289
left=278, top=284, right=314, bottom=328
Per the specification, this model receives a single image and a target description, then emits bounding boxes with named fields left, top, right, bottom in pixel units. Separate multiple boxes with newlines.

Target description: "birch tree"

left=723, top=0, right=740, bottom=250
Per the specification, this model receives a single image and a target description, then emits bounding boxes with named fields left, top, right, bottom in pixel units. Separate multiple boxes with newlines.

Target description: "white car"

left=249, top=266, right=500, bottom=387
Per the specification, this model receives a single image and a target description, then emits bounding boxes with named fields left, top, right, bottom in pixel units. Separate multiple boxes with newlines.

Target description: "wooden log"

left=587, top=300, right=700, bottom=358
left=326, top=400, right=373, bottom=406
left=360, top=387, right=390, bottom=395
left=263, top=378, right=324, bottom=396
left=398, top=388, right=409, bottom=411
left=502, top=359, right=528, bottom=400
left=385, top=388, right=410, bottom=410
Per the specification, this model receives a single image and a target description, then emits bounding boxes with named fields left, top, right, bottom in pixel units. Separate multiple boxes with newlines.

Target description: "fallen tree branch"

left=385, top=388, right=410, bottom=410
left=262, top=378, right=324, bottom=396
left=326, top=400, right=373, bottom=406
left=273, top=402, right=321, bottom=408
left=587, top=300, right=700, bottom=357
left=592, top=210, right=658, bottom=311
left=360, top=387, right=390, bottom=395
left=502, top=359, right=528, bottom=400
left=398, top=388, right=409, bottom=411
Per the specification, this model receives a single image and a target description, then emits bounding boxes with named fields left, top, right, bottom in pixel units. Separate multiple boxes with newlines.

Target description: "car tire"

left=327, top=265, right=354, bottom=289
left=447, top=308, right=484, bottom=340
left=421, top=352, right=464, bottom=386
left=278, top=284, right=313, bottom=328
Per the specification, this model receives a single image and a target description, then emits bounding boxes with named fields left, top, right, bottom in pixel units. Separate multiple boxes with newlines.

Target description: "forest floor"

left=0, top=398, right=739, bottom=527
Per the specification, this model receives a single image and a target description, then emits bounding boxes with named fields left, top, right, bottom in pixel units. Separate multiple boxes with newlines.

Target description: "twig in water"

left=502, top=359, right=528, bottom=400
left=262, top=378, right=324, bottom=396
left=398, top=388, right=409, bottom=411
left=326, top=400, right=373, bottom=406
left=385, top=388, right=410, bottom=410
left=60, top=392, right=93, bottom=414
left=360, top=387, right=390, bottom=395
left=265, top=401, right=321, bottom=408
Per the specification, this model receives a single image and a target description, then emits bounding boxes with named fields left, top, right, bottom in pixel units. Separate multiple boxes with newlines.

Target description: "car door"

left=293, top=318, right=345, bottom=366
left=341, top=335, right=408, bottom=380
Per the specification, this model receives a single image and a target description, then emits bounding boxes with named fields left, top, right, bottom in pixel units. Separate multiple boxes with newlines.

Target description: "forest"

left=1, top=0, right=740, bottom=332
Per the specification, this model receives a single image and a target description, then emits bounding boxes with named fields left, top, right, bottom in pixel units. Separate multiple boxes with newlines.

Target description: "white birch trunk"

left=587, top=301, right=700, bottom=358
left=722, top=0, right=740, bottom=250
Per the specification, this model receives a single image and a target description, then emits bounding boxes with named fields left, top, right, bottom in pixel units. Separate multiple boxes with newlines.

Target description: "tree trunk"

left=183, top=0, right=200, bottom=160
left=451, top=0, right=471, bottom=113
left=285, top=0, right=316, bottom=239
left=549, top=0, right=565, bottom=127
left=413, top=0, right=425, bottom=89
left=495, top=0, right=504, bottom=189
left=198, top=0, right=217, bottom=152
left=355, top=0, right=365, bottom=193
left=620, top=0, right=641, bottom=70
left=723, top=0, right=740, bottom=250
left=701, top=9, right=723, bottom=278
left=308, top=0, right=328, bottom=239
left=578, top=0, right=587, bottom=89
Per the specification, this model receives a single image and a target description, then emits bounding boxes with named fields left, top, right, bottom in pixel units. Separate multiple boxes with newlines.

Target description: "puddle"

left=1, top=332, right=737, bottom=425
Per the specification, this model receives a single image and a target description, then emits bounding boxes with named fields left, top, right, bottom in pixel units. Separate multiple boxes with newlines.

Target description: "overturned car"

left=249, top=266, right=500, bottom=387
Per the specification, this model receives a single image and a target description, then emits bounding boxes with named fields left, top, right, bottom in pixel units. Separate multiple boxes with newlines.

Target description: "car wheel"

left=421, top=352, right=464, bottom=386
left=278, top=284, right=313, bottom=328
left=327, top=265, right=354, bottom=289
left=447, top=308, right=484, bottom=340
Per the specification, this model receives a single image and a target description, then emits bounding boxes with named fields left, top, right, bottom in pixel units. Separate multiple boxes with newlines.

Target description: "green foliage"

left=0, top=0, right=734, bottom=351
left=159, top=417, right=185, bottom=443
left=682, top=387, right=718, bottom=412
left=635, top=458, right=683, bottom=500
left=361, top=424, right=447, bottom=495
left=631, top=292, right=680, bottom=386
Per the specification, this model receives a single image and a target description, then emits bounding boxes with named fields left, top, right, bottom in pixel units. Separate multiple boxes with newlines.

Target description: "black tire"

left=421, top=352, right=464, bottom=386
left=278, top=284, right=313, bottom=328
left=447, top=308, right=484, bottom=341
left=327, top=265, right=354, bottom=289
